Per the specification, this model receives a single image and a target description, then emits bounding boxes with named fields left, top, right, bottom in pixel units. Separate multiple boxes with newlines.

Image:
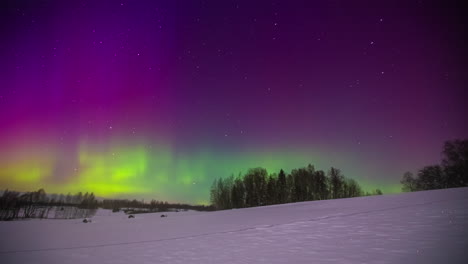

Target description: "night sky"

left=0, top=1, right=466, bottom=204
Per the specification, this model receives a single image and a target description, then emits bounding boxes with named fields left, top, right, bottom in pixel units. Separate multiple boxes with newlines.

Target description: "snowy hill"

left=1, top=187, right=467, bottom=263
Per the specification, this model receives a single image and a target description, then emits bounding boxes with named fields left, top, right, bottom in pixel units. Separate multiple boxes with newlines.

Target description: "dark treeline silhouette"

left=210, top=164, right=382, bottom=210
left=101, top=199, right=214, bottom=213
left=401, top=139, right=468, bottom=192
left=0, top=188, right=214, bottom=221
left=0, top=189, right=99, bottom=221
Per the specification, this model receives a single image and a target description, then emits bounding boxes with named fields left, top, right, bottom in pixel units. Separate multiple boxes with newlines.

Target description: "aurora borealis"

left=0, top=1, right=466, bottom=204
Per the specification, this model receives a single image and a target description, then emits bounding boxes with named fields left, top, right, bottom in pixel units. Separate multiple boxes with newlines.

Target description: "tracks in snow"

left=1, top=197, right=465, bottom=255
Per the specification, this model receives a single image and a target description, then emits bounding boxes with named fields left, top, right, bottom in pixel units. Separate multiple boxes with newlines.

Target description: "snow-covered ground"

left=1, top=188, right=467, bottom=264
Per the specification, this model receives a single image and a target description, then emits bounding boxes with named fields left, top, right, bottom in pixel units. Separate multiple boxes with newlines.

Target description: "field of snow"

left=1, top=187, right=467, bottom=263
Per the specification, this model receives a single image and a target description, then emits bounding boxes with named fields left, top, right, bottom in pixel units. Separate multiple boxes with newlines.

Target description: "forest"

left=210, top=139, right=467, bottom=210
left=210, top=165, right=382, bottom=210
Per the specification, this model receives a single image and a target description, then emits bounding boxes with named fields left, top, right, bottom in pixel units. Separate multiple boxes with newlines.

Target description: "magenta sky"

left=0, top=1, right=466, bottom=203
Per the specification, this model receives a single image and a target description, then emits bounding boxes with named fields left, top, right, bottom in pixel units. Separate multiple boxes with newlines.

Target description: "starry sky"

left=0, top=0, right=466, bottom=204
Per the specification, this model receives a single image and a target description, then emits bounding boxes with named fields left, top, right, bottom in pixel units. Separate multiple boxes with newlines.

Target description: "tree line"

left=0, top=189, right=99, bottom=220
left=101, top=199, right=214, bottom=213
left=210, top=164, right=382, bottom=210
left=400, top=139, right=468, bottom=192
left=0, top=188, right=214, bottom=221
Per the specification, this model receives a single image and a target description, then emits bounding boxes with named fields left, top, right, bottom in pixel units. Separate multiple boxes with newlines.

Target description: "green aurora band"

left=0, top=139, right=401, bottom=204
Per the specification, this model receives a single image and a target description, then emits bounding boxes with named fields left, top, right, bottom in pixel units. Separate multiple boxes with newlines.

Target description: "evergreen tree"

left=277, top=169, right=287, bottom=203
left=306, top=164, right=316, bottom=200
left=231, top=176, right=245, bottom=208
left=266, top=175, right=277, bottom=205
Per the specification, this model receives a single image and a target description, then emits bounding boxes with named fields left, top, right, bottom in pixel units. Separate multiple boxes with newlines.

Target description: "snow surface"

left=1, top=187, right=467, bottom=263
